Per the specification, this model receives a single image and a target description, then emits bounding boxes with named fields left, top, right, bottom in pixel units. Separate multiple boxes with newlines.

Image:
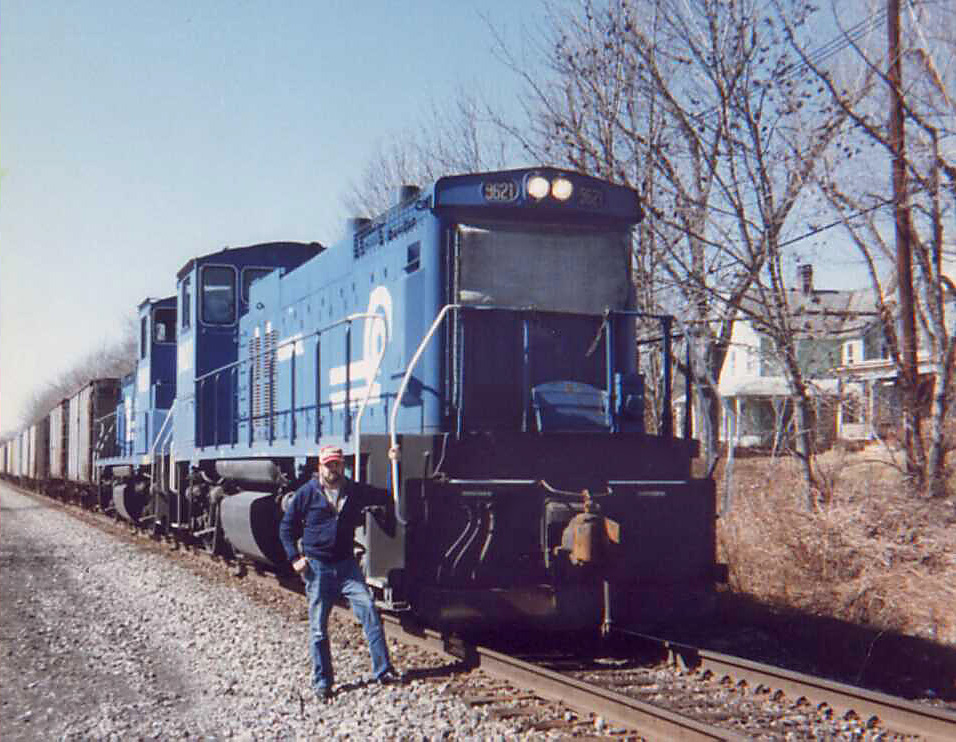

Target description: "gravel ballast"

left=0, top=483, right=572, bottom=741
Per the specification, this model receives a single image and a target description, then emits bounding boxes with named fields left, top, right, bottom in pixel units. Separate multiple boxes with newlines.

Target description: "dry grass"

left=717, top=445, right=956, bottom=646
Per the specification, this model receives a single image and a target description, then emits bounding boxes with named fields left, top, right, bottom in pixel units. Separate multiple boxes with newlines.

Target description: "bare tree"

left=22, top=315, right=137, bottom=426
left=342, top=88, right=518, bottom=218
left=799, top=0, right=956, bottom=497
left=493, top=0, right=850, bottom=502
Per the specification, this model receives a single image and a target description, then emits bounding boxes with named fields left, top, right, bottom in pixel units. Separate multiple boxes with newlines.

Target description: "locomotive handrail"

left=193, top=313, right=380, bottom=383
left=149, top=400, right=177, bottom=493
left=389, top=303, right=461, bottom=525
left=445, top=479, right=538, bottom=486
left=386, top=303, right=680, bottom=523
left=93, top=410, right=118, bottom=459
left=345, top=312, right=389, bottom=480
left=613, top=309, right=674, bottom=439
left=193, top=311, right=389, bottom=460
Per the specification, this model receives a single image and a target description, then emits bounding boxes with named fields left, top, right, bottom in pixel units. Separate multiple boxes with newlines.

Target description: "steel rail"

left=379, top=615, right=746, bottom=741
left=472, top=644, right=748, bottom=741
left=648, top=636, right=956, bottom=742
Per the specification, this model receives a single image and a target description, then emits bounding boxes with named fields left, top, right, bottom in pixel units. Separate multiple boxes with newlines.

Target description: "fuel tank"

left=219, top=491, right=287, bottom=567
left=112, top=479, right=149, bottom=523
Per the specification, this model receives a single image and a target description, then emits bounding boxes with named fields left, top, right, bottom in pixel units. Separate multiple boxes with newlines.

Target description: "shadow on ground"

left=669, top=592, right=956, bottom=702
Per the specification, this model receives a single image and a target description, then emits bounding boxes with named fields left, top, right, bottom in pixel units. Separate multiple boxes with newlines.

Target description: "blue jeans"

left=303, top=556, right=391, bottom=691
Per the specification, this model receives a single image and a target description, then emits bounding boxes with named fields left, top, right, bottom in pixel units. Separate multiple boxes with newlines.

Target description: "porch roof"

left=720, top=377, right=841, bottom=398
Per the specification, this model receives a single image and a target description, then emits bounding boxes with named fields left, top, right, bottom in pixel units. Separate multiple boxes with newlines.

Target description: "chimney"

left=798, top=264, right=813, bottom=295
left=347, top=217, right=371, bottom=234
left=397, top=184, right=420, bottom=205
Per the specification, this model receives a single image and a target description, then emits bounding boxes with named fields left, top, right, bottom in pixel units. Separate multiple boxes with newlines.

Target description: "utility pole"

left=887, top=0, right=923, bottom=484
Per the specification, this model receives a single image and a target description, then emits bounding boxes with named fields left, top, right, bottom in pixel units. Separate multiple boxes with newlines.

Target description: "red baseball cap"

left=319, top=445, right=344, bottom=465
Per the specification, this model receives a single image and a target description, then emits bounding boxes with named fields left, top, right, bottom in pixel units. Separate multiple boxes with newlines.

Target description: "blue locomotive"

left=97, top=242, right=322, bottom=526
left=10, top=168, right=721, bottom=633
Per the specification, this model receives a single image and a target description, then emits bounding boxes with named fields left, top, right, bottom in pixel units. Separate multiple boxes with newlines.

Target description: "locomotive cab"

left=95, top=296, right=177, bottom=518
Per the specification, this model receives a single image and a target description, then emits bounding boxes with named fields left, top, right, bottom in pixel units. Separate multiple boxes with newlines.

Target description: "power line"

left=686, top=6, right=889, bottom=128
left=778, top=199, right=892, bottom=248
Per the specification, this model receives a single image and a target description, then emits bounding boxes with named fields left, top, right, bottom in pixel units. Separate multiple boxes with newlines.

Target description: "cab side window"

left=153, top=308, right=176, bottom=344
left=181, top=276, right=192, bottom=330
left=201, top=266, right=236, bottom=325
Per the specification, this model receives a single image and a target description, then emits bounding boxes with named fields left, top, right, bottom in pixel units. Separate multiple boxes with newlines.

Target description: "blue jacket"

left=279, top=476, right=391, bottom=564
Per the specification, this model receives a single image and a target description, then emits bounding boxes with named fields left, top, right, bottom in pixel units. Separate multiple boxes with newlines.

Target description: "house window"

left=846, top=343, right=855, bottom=365
left=405, top=241, right=421, bottom=273
left=843, top=394, right=861, bottom=424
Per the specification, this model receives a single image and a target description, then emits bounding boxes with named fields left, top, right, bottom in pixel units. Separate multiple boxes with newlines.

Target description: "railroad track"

left=384, top=621, right=956, bottom=740
left=381, top=616, right=740, bottom=740
left=13, top=482, right=956, bottom=740
left=640, top=634, right=956, bottom=741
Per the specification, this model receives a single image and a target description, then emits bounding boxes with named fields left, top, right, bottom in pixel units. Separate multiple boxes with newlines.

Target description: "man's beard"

left=322, top=469, right=342, bottom=488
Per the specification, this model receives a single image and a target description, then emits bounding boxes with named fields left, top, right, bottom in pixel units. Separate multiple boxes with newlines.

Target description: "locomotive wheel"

left=202, top=505, right=227, bottom=559
left=151, top=519, right=164, bottom=541
left=202, top=522, right=220, bottom=557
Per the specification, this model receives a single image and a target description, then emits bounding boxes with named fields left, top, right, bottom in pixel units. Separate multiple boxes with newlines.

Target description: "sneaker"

left=316, top=687, right=333, bottom=701
left=377, top=667, right=402, bottom=686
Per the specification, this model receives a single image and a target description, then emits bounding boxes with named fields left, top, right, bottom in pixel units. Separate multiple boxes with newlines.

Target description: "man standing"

left=279, top=444, right=399, bottom=700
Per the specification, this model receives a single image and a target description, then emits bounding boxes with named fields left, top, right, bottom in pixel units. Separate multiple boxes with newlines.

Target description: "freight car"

left=67, top=379, right=121, bottom=505
left=26, top=417, right=50, bottom=491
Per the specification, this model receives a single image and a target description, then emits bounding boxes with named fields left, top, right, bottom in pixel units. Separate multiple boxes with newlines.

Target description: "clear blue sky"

left=0, top=0, right=535, bottom=432
left=0, top=1, right=890, bottom=434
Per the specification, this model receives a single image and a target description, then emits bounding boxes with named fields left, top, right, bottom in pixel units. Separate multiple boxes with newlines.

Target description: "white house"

left=712, top=254, right=956, bottom=448
left=715, top=265, right=878, bottom=449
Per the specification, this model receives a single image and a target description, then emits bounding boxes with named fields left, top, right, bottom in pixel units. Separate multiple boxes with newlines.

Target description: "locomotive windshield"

left=455, top=224, right=631, bottom=315
left=451, top=222, right=636, bottom=434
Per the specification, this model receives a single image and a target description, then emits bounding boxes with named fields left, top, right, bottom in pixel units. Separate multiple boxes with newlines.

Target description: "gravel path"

left=0, top=483, right=572, bottom=741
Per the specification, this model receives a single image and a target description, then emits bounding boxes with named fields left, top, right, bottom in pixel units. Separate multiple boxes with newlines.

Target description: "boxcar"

left=67, top=380, right=121, bottom=500
left=27, top=417, right=51, bottom=485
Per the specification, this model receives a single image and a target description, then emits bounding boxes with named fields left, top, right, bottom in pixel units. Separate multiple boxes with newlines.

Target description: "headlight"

left=527, top=175, right=550, bottom=200
left=551, top=177, right=574, bottom=201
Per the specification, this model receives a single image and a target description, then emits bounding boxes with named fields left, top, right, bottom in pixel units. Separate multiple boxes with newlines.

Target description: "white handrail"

left=149, top=399, right=177, bottom=460
left=146, top=399, right=177, bottom=494
left=388, top=303, right=460, bottom=525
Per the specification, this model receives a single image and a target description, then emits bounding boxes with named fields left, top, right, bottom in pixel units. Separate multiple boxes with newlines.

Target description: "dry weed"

left=718, top=445, right=956, bottom=645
